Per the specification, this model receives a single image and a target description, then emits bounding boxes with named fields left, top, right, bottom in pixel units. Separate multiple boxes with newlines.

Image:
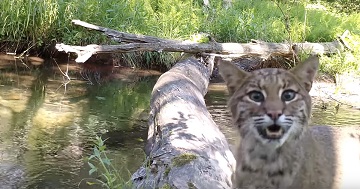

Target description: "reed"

left=0, top=0, right=359, bottom=74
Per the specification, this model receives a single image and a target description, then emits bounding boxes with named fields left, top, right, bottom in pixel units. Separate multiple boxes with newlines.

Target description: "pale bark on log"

left=71, top=20, right=178, bottom=44
left=56, top=20, right=345, bottom=63
left=131, top=57, right=236, bottom=189
left=55, top=40, right=343, bottom=63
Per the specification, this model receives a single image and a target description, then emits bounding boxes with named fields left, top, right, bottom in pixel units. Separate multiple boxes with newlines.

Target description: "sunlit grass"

left=0, top=0, right=359, bottom=74
left=320, top=34, right=360, bottom=76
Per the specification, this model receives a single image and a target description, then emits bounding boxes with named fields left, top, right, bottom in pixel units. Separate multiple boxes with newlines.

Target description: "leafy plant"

left=84, top=136, right=132, bottom=189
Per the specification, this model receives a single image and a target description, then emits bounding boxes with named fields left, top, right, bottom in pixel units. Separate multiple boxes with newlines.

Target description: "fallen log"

left=131, top=57, right=236, bottom=189
left=56, top=40, right=344, bottom=63
left=71, top=20, right=178, bottom=44
left=55, top=20, right=347, bottom=63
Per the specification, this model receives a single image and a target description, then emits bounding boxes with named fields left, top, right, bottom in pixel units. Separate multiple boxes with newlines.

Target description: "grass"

left=82, top=136, right=133, bottom=189
left=84, top=138, right=198, bottom=189
left=0, top=0, right=359, bottom=73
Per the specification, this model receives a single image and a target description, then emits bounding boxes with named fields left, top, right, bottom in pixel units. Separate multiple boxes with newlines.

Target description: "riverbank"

left=310, top=73, right=360, bottom=110
left=1, top=0, right=359, bottom=75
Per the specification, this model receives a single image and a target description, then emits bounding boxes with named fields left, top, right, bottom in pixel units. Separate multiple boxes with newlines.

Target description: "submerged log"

left=131, top=57, right=236, bottom=189
left=55, top=20, right=347, bottom=63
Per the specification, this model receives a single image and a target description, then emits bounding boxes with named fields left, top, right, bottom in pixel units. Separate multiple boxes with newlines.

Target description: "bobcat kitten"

left=219, top=55, right=360, bottom=189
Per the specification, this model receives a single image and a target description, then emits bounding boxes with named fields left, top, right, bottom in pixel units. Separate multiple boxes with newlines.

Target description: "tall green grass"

left=0, top=0, right=58, bottom=47
left=1, top=0, right=359, bottom=44
left=0, top=0, right=359, bottom=74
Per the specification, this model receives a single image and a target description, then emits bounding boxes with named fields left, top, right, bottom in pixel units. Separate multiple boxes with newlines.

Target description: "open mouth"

left=258, top=125, right=284, bottom=140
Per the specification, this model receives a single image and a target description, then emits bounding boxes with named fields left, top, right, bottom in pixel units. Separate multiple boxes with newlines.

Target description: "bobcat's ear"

left=290, top=55, right=320, bottom=92
left=218, top=60, right=249, bottom=95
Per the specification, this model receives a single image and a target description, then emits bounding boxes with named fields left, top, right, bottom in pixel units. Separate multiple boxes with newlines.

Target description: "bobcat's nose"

left=266, top=110, right=282, bottom=120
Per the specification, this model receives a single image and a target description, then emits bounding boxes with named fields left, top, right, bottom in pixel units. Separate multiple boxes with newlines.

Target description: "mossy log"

left=131, top=57, right=236, bottom=189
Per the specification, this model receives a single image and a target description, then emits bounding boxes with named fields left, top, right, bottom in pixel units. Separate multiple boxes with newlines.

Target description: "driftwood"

left=71, top=20, right=178, bottom=44
left=55, top=20, right=347, bottom=63
left=130, top=57, right=236, bottom=189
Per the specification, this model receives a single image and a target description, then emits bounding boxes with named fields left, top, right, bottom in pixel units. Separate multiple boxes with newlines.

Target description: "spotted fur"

left=219, top=56, right=335, bottom=189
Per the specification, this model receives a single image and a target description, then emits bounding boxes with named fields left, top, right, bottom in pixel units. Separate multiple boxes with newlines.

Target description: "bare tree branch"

left=56, top=20, right=345, bottom=63
left=56, top=40, right=343, bottom=63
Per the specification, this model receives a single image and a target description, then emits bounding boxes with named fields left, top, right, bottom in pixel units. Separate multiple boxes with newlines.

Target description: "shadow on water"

left=0, top=55, right=160, bottom=188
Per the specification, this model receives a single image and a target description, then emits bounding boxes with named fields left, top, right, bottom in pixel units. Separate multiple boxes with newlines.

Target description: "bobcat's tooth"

left=266, top=127, right=283, bottom=138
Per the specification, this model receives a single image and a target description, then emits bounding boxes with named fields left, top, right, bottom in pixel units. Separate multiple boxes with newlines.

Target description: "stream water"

left=0, top=55, right=359, bottom=188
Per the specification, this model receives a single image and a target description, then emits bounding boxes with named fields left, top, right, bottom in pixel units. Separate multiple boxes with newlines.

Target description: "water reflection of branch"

left=18, top=58, right=30, bottom=69
left=328, top=95, right=355, bottom=109
left=80, top=70, right=94, bottom=85
left=80, top=69, right=101, bottom=85
left=53, top=58, right=71, bottom=94
left=14, top=43, right=36, bottom=59
left=323, top=91, right=355, bottom=109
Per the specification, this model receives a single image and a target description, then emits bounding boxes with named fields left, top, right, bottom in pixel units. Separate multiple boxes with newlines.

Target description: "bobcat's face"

left=219, top=56, right=319, bottom=148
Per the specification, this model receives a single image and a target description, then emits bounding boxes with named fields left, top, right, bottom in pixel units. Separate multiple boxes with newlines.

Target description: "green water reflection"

left=2, top=55, right=359, bottom=188
left=0, top=56, right=157, bottom=188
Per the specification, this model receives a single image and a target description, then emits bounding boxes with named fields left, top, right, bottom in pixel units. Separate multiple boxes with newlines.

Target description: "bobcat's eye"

left=281, top=90, right=296, bottom=101
left=248, top=91, right=264, bottom=102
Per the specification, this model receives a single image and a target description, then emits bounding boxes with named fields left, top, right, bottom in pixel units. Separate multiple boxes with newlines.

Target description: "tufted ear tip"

left=218, top=60, right=249, bottom=95
left=290, top=55, right=320, bottom=91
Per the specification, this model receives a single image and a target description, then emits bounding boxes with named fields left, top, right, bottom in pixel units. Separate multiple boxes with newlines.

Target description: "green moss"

left=160, top=183, right=172, bottom=189
left=172, top=153, right=197, bottom=167
left=188, top=182, right=197, bottom=189
left=164, top=166, right=171, bottom=177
